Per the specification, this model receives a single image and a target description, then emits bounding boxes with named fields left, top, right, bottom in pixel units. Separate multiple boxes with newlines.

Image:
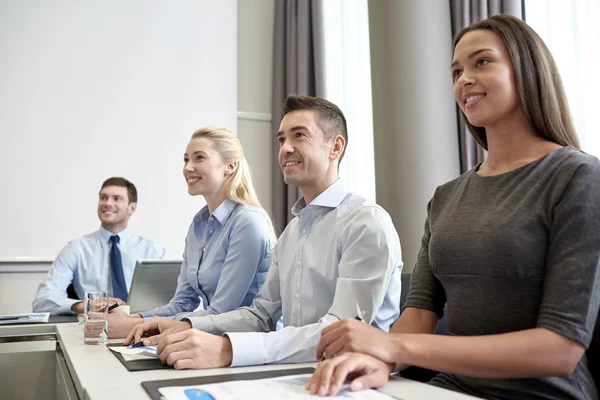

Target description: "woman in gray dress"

left=309, top=14, right=600, bottom=400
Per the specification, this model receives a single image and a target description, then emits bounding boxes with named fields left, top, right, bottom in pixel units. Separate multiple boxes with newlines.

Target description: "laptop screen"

left=127, top=260, right=182, bottom=313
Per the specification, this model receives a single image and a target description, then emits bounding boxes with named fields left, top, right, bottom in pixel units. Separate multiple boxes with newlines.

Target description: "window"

left=318, top=0, right=376, bottom=201
left=526, top=0, right=600, bottom=157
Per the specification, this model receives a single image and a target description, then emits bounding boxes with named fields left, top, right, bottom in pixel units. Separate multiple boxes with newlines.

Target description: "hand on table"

left=71, top=302, right=84, bottom=314
left=307, top=352, right=393, bottom=396
left=106, top=311, right=141, bottom=339
left=156, top=330, right=233, bottom=369
left=123, top=316, right=191, bottom=345
left=108, top=297, right=127, bottom=306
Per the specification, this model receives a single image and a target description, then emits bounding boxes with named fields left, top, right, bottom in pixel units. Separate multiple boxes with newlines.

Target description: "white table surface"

left=54, top=323, right=482, bottom=400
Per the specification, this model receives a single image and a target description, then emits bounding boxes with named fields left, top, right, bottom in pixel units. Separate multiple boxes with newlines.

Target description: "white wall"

left=0, top=0, right=464, bottom=314
left=369, top=0, right=461, bottom=273
left=0, top=0, right=237, bottom=259
left=0, top=0, right=240, bottom=314
left=0, top=264, right=48, bottom=315
left=237, top=0, right=276, bottom=214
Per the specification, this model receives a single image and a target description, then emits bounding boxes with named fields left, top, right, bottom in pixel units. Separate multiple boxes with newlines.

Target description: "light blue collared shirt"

left=186, top=179, right=403, bottom=366
left=32, top=227, right=167, bottom=314
left=140, top=199, right=273, bottom=319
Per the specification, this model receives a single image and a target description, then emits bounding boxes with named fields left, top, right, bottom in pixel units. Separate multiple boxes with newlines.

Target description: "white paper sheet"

left=158, top=374, right=397, bottom=400
left=0, top=313, right=50, bottom=325
left=109, top=345, right=159, bottom=361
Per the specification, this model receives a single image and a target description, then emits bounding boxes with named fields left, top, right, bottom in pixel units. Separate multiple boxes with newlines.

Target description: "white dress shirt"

left=185, top=179, right=403, bottom=366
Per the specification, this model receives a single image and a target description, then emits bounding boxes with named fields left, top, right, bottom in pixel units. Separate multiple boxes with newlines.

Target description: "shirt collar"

left=291, top=179, right=348, bottom=216
left=99, top=226, right=131, bottom=244
left=211, top=198, right=238, bottom=225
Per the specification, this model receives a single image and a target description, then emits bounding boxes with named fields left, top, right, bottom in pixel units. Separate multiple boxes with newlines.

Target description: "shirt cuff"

left=59, top=298, right=81, bottom=315
left=225, top=332, right=267, bottom=367
left=185, top=316, right=216, bottom=334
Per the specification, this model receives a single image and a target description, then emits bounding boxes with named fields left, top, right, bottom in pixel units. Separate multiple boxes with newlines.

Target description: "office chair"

left=587, top=307, right=600, bottom=391
left=66, top=283, right=79, bottom=300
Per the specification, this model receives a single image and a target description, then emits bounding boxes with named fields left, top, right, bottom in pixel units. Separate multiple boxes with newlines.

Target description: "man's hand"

left=123, top=316, right=191, bottom=345
left=107, top=311, right=141, bottom=339
left=109, top=297, right=127, bottom=306
left=71, top=302, right=84, bottom=314
left=157, top=330, right=233, bottom=370
left=317, top=319, right=402, bottom=368
left=307, top=352, right=393, bottom=396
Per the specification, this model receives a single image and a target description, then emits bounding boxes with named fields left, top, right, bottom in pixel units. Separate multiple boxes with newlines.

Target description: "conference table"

left=0, top=321, right=482, bottom=400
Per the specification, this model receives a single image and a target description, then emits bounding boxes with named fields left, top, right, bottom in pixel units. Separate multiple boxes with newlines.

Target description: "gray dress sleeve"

left=537, top=160, right=600, bottom=347
left=404, top=197, right=447, bottom=319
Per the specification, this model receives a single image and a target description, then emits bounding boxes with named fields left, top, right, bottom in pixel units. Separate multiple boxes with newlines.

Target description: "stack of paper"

left=158, top=374, right=396, bottom=400
left=0, top=313, right=50, bottom=325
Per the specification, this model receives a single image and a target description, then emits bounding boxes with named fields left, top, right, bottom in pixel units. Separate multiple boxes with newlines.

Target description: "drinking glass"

left=83, top=290, right=108, bottom=345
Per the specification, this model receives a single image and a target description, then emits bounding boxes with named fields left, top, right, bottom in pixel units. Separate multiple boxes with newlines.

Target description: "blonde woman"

left=108, top=126, right=275, bottom=338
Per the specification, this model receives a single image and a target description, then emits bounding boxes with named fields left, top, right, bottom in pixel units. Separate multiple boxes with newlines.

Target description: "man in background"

left=32, top=177, right=166, bottom=314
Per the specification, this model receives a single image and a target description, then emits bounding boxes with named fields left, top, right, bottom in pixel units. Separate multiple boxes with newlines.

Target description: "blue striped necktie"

left=109, top=235, right=127, bottom=301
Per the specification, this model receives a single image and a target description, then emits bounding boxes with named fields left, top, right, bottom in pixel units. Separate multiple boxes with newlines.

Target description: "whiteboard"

left=0, top=1, right=237, bottom=258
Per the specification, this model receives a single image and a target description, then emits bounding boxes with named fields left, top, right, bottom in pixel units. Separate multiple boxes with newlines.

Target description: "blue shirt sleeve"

left=31, top=241, right=81, bottom=314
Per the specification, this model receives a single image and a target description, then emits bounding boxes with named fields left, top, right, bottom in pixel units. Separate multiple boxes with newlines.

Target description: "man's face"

left=277, top=110, right=334, bottom=189
left=97, top=186, right=135, bottom=229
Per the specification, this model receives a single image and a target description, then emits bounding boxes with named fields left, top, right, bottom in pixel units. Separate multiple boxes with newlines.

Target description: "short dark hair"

left=99, top=177, right=137, bottom=204
left=280, top=94, right=348, bottom=164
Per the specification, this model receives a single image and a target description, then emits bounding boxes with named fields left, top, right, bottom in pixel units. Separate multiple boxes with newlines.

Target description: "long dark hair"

left=453, top=14, right=580, bottom=150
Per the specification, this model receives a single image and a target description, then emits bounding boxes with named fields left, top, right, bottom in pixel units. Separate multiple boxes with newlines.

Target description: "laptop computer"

left=127, top=259, right=182, bottom=313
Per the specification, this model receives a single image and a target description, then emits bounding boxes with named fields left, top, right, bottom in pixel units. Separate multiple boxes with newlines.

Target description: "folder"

left=107, top=343, right=171, bottom=371
left=141, top=367, right=316, bottom=400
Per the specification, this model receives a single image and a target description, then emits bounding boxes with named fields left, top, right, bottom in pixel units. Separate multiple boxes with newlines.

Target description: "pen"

left=0, top=315, right=33, bottom=321
left=128, top=341, right=145, bottom=349
left=355, top=303, right=366, bottom=322
left=108, top=303, right=119, bottom=312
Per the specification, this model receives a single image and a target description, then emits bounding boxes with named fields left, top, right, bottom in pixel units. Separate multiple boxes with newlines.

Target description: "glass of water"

left=83, top=291, right=108, bottom=345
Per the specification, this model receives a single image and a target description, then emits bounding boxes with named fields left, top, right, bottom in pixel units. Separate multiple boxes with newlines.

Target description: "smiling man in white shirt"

left=124, top=95, right=403, bottom=369
left=32, top=177, right=167, bottom=314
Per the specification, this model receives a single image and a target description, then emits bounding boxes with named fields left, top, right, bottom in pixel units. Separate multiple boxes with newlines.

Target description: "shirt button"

left=294, top=292, right=299, bottom=298
left=209, top=217, right=214, bottom=221
left=203, top=248, right=206, bottom=252
left=296, top=260, right=301, bottom=266
left=209, top=229, right=214, bottom=233
left=302, top=229, right=307, bottom=234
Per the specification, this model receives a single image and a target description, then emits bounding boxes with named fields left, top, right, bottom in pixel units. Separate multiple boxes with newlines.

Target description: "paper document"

left=0, top=313, right=49, bottom=325
left=159, top=374, right=397, bottom=400
left=110, top=345, right=159, bottom=361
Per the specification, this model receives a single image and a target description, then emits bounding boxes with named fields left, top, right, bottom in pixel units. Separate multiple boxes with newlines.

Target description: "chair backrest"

left=587, top=310, right=600, bottom=390
left=400, top=274, right=411, bottom=310
left=66, top=283, right=79, bottom=300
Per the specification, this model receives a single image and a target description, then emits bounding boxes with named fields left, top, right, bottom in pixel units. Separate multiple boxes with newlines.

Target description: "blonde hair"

left=191, top=126, right=277, bottom=240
